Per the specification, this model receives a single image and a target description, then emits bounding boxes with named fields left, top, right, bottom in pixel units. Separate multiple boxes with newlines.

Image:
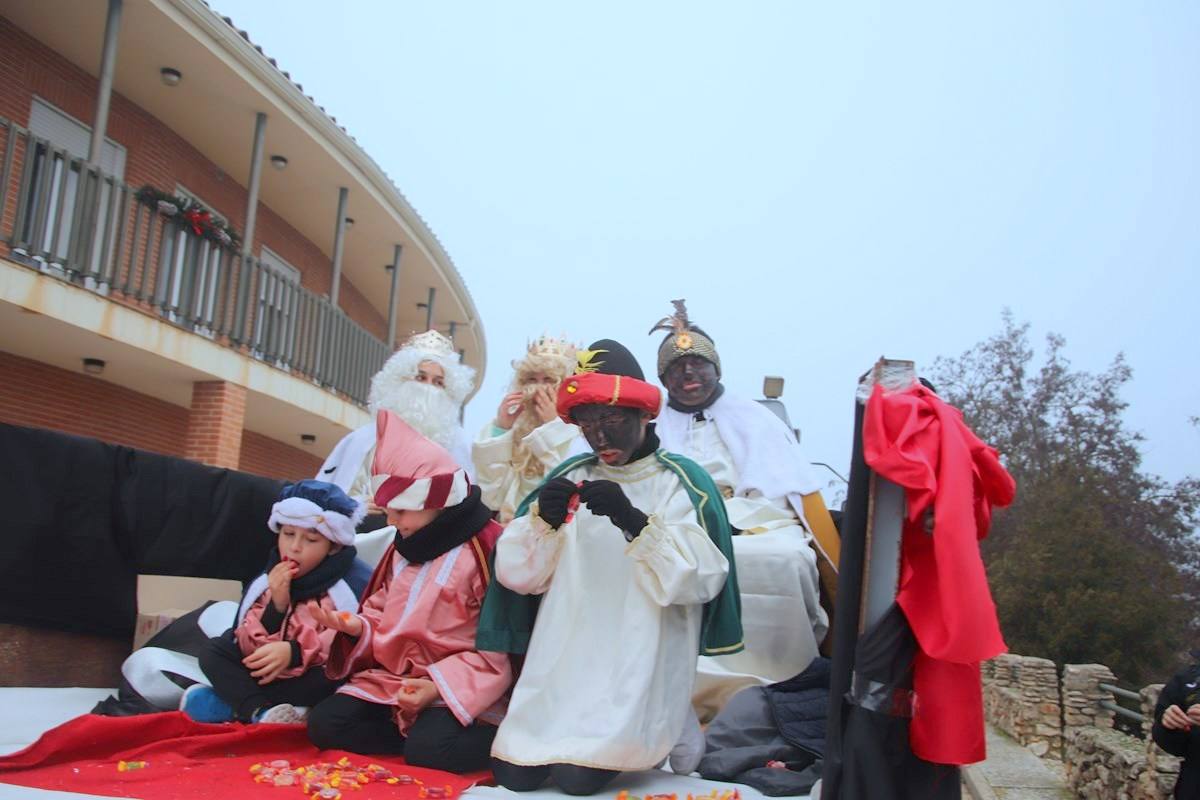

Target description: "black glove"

left=578, top=480, right=649, bottom=539
left=537, top=477, right=578, bottom=529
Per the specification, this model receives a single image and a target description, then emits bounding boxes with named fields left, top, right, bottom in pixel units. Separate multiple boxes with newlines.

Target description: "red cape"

left=863, top=383, right=1015, bottom=765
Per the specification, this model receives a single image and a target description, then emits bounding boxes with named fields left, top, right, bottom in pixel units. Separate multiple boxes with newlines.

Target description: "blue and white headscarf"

left=267, top=480, right=365, bottom=547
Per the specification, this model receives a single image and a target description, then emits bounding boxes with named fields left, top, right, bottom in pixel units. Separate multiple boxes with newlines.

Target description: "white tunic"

left=658, top=407, right=827, bottom=719
left=471, top=418, right=583, bottom=523
left=490, top=452, right=729, bottom=771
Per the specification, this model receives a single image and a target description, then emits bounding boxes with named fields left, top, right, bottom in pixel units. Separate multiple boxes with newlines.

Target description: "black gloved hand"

left=578, top=480, right=649, bottom=538
left=537, top=476, right=578, bottom=529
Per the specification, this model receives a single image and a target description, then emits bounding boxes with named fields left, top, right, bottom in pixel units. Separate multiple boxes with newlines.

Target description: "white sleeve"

left=472, top=424, right=516, bottom=513
left=523, top=418, right=582, bottom=472
left=494, top=511, right=567, bottom=596
left=626, top=483, right=729, bottom=607
left=452, top=426, right=476, bottom=481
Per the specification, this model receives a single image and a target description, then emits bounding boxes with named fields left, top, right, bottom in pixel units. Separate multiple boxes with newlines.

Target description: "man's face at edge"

left=663, top=355, right=718, bottom=406
left=571, top=405, right=650, bottom=466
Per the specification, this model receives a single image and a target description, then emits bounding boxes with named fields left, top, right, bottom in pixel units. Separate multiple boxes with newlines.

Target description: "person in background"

left=1153, top=655, right=1200, bottom=799
left=472, top=336, right=581, bottom=522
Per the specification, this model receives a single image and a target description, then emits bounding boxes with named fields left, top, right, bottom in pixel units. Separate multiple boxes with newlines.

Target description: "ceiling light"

left=269, top=154, right=288, bottom=170
left=160, top=67, right=182, bottom=87
left=82, top=357, right=106, bottom=375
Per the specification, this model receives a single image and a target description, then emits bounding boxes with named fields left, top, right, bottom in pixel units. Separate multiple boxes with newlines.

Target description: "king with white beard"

left=318, top=330, right=476, bottom=512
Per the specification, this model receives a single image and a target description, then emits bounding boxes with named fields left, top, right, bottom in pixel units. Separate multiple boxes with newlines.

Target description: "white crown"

left=403, top=329, right=456, bottom=358
left=526, top=335, right=577, bottom=361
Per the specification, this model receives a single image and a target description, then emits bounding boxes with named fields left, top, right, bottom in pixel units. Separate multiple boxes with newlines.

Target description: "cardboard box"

left=133, top=574, right=243, bottom=650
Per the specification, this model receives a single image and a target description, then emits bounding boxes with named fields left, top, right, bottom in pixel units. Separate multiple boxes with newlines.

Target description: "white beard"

left=376, top=380, right=460, bottom=451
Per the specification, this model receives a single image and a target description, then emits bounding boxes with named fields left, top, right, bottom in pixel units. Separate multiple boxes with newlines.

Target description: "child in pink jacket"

left=182, top=480, right=363, bottom=724
left=308, top=412, right=511, bottom=774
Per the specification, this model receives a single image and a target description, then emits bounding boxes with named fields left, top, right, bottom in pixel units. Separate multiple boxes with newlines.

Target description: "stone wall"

left=983, top=654, right=1062, bottom=758
left=982, top=658, right=1182, bottom=800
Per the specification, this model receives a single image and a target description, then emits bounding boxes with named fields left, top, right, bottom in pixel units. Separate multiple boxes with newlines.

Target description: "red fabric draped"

left=863, top=383, right=1016, bottom=765
left=0, top=712, right=487, bottom=799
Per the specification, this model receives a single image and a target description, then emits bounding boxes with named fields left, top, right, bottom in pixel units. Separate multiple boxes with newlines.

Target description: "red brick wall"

left=0, top=14, right=387, bottom=340
left=183, top=380, right=246, bottom=469
left=0, top=349, right=326, bottom=479
left=239, top=429, right=323, bottom=481
left=0, top=349, right=188, bottom=456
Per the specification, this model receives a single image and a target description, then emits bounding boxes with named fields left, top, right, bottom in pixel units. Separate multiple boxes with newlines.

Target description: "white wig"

left=368, top=342, right=476, bottom=413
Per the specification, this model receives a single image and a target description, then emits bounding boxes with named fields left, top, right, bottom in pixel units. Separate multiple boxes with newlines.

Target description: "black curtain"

left=0, top=423, right=283, bottom=637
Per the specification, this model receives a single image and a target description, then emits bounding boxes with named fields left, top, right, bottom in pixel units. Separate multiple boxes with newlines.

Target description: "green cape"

left=476, top=450, right=743, bottom=657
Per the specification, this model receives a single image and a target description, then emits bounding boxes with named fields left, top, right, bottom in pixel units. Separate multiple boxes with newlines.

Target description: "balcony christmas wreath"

left=135, top=185, right=241, bottom=249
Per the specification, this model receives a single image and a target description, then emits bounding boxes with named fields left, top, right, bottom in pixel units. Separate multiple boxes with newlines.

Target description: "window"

left=253, top=246, right=301, bottom=362
left=23, top=98, right=126, bottom=279
left=158, top=184, right=228, bottom=332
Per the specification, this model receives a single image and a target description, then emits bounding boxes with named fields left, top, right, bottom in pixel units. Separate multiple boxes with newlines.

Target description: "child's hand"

left=495, top=391, right=525, bottom=430
left=268, top=560, right=298, bottom=613
left=395, top=677, right=439, bottom=714
left=533, top=385, right=558, bottom=425
left=243, top=641, right=292, bottom=685
left=311, top=605, right=364, bottom=637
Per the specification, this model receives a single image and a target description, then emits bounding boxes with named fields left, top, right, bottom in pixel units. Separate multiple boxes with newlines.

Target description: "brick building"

left=0, top=0, right=487, bottom=480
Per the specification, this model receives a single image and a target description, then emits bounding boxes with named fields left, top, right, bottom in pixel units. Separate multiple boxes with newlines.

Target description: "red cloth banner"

left=0, top=712, right=487, bottom=799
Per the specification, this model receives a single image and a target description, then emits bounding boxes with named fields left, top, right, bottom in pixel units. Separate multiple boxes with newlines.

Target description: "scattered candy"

left=614, top=791, right=741, bottom=800
left=116, top=760, right=147, bottom=772
left=248, top=757, right=435, bottom=798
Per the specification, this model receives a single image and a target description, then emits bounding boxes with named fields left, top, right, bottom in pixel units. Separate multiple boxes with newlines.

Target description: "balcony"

left=0, top=116, right=389, bottom=406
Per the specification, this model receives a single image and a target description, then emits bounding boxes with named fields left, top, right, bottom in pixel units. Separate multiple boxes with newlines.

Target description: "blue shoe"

left=180, top=684, right=235, bottom=723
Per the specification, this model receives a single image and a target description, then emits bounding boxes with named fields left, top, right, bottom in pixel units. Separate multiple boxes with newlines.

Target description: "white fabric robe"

left=490, top=452, right=729, bottom=771
left=657, top=396, right=827, bottom=719
left=471, top=418, right=583, bottom=523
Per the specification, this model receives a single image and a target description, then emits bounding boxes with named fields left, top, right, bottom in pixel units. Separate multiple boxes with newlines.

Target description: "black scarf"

left=628, top=424, right=662, bottom=463
left=667, top=382, right=725, bottom=415
left=263, top=543, right=358, bottom=603
left=393, top=485, right=492, bottom=564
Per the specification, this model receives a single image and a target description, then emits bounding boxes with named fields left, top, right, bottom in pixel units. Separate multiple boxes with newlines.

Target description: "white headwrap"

left=268, top=496, right=365, bottom=547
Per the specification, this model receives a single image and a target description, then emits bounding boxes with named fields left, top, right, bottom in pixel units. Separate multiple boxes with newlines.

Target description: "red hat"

left=556, top=339, right=662, bottom=423
left=371, top=411, right=469, bottom=510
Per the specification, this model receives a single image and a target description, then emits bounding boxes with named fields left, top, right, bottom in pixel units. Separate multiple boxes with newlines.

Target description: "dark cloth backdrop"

left=0, top=423, right=283, bottom=637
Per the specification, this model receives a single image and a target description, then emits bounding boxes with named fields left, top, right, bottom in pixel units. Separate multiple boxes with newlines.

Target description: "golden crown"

left=402, top=329, right=456, bottom=358
left=526, top=335, right=577, bottom=361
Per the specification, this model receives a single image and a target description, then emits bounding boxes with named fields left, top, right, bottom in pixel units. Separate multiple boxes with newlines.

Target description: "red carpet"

left=0, top=712, right=488, bottom=798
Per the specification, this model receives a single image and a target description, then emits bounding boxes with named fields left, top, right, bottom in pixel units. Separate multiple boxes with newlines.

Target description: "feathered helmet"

left=649, top=299, right=721, bottom=379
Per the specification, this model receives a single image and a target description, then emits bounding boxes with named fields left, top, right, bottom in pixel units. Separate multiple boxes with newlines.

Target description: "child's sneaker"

left=179, top=684, right=235, bottom=723
left=253, top=703, right=308, bottom=725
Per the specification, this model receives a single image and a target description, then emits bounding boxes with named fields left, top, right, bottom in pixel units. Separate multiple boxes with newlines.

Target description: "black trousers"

left=199, top=634, right=340, bottom=721
left=491, top=759, right=620, bottom=796
left=307, top=694, right=496, bottom=774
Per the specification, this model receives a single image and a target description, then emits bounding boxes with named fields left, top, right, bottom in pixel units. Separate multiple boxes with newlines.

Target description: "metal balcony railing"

left=0, top=116, right=388, bottom=405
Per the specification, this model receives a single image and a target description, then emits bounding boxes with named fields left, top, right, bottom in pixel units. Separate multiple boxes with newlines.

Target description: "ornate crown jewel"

left=526, top=335, right=576, bottom=361
left=402, top=329, right=455, bottom=358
